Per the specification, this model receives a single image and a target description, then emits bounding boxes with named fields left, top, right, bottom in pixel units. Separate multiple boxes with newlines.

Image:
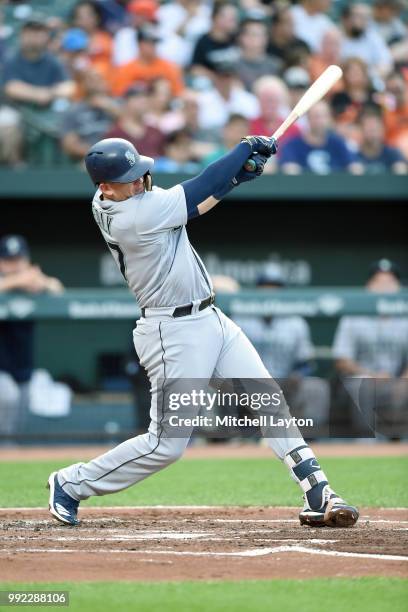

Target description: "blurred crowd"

left=0, top=0, right=407, bottom=174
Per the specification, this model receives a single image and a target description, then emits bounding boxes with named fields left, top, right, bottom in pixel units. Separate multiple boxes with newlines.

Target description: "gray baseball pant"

left=59, top=306, right=306, bottom=500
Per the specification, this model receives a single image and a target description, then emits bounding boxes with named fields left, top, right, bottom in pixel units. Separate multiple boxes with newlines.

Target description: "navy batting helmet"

left=85, top=138, right=154, bottom=185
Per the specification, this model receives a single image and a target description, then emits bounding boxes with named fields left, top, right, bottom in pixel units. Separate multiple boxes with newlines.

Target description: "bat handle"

left=243, top=133, right=282, bottom=172
left=243, top=158, right=257, bottom=172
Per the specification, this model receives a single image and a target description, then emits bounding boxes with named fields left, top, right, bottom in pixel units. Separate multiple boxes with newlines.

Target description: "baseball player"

left=47, top=136, right=358, bottom=528
left=333, top=259, right=408, bottom=435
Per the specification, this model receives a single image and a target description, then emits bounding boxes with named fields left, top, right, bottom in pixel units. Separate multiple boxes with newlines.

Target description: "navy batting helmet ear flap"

left=85, top=138, right=154, bottom=185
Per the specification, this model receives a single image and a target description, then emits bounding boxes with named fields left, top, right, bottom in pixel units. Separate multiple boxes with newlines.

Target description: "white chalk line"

left=2, top=505, right=406, bottom=513
left=0, top=532, right=212, bottom=542
left=1, top=546, right=406, bottom=562
left=2, top=505, right=406, bottom=564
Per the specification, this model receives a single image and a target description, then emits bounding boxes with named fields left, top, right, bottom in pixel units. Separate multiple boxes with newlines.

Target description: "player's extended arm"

left=181, top=137, right=277, bottom=218
left=195, top=155, right=267, bottom=215
left=197, top=196, right=220, bottom=216
left=181, top=142, right=250, bottom=218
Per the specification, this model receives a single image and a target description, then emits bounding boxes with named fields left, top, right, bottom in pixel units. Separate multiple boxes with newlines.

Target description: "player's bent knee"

left=157, top=438, right=187, bottom=464
left=164, top=445, right=186, bottom=464
left=166, top=448, right=184, bottom=464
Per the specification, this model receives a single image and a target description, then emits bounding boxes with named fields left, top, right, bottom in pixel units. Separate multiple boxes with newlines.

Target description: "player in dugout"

left=0, top=235, right=65, bottom=438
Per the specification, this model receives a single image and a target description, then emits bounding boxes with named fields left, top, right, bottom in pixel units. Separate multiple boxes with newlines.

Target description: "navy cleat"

left=299, top=484, right=359, bottom=528
left=47, top=472, right=80, bottom=526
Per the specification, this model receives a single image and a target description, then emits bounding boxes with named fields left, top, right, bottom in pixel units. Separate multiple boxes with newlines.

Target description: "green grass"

left=0, top=579, right=406, bottom=612
left=0, top=456, right=406, bottom=508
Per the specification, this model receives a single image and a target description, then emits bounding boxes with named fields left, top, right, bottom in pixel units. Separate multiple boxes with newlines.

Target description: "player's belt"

left=141, top=294, right=215, bottom=319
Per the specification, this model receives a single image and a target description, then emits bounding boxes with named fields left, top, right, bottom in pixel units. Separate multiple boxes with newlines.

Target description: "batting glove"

left=241, top=136, right=278, bottom=157
left=234, top=153, right=268, bottom=184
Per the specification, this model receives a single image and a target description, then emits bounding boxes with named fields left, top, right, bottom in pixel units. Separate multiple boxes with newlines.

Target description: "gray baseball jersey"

left=92, top=185, right=212, bottom=308
left=234, top=315, right=314, bottom=378
left=333, top=316, right=408, bottom=376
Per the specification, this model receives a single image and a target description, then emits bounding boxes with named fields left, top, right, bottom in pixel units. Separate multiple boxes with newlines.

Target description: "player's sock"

left=283, top=444, right=330, bottom=511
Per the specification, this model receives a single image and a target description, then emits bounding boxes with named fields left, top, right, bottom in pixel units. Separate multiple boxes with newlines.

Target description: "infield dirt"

left=0, top=506, right=407, bottom=582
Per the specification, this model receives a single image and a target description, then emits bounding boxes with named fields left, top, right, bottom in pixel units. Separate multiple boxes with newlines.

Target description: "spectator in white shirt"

left=340, top=3, right=393, bottom=78
left=372, top=0, right=407, bottom=47
left=113, top=0, right=204, bottom=67
left=372, top=0, right=408, bottom=67
left=157, top=0, right=211, bottom=67
left=196, top=58, right=259, bottom=137
left=291, top=0, right=334, bottom=53
left=112, top=0, right=158, bottom=66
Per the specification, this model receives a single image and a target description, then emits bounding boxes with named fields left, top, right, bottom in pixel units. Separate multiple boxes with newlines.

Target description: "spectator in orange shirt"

left=72, top=0, right=113, bottom=77
left=309, top=27, right=343, bottom=93
left=384, top=71, right=408, bottom=159
left=111, top=25, right=184, bottom=97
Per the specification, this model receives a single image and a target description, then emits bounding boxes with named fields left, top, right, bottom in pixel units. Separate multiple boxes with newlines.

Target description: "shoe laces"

left=324, top=485, right=345, bottom=506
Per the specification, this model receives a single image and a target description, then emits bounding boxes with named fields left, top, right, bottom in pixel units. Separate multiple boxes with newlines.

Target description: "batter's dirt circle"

left=0, top=507, right=407, bottom=582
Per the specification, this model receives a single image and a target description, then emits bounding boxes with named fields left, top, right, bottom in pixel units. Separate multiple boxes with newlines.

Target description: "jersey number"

left=107, top=242, right=127, bottom=282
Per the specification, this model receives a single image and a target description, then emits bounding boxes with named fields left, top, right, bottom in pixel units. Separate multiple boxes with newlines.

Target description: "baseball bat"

left=244, top=64, right=343, bottom=171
